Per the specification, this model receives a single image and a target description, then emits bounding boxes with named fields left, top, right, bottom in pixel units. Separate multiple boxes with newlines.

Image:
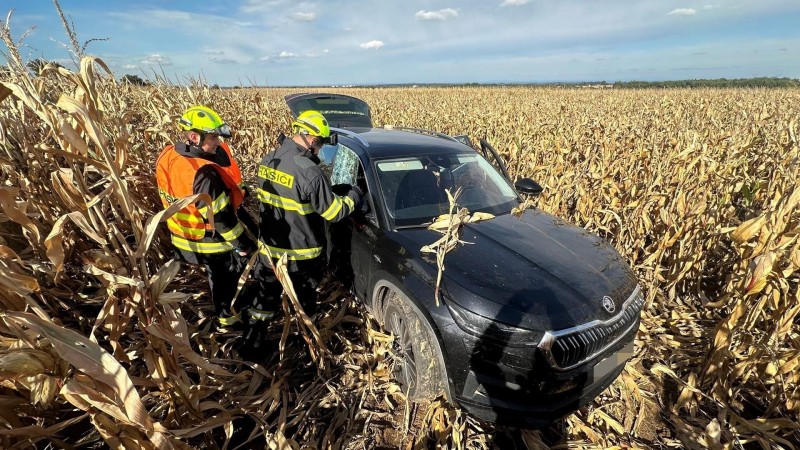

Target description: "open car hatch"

left=285, top=93, right=373, bottom=128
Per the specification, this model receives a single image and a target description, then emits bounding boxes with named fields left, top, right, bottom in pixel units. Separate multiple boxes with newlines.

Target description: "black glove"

left=331, top=183, right=352, bottom=196
left=350, top=185, right=364, bottom=199
left=350, top=185, right=365, bottom=210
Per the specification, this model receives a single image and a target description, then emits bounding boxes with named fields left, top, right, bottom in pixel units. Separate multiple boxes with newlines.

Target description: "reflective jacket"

left=156, top=142, right=251, bottom=256
left=256, top=138, right=360, bottom=270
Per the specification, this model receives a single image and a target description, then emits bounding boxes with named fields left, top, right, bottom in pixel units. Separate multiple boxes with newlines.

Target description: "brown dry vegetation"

left=1, top=13, right=800, bottom=450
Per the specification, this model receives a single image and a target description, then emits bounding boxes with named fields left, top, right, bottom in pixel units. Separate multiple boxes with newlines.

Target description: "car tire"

left=378, top=288, right=443, bottom=401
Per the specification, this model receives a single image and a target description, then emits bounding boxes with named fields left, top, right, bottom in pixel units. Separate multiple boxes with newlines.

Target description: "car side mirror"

left=515, top=178, right=543, bottom=196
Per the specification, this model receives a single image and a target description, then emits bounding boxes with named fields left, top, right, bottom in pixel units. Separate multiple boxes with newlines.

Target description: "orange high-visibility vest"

left=155, top=142, right=244, bottom=242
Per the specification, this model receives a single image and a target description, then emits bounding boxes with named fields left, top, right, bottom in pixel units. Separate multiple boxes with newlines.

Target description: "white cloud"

left=203, top=49, right=225, bottom=55
left=415, top=9, right=458, bottom=21
left=260, top=48, right=329, bottom=62
left=290, top=12, right=316, bottom=22
left=122, top=64, right=137, bottom=69
left=360, top=40, right=385, bottom=50
left=703, top=5, right=716, bottom=10
left=303, top=49, right=330, bottom=58
left=141, top=54, right=173, bottom=66
left=667, top=8, right=697, bottom=16
left=500, top=0, right=530, bottom=6
left=240, top=0, right=289, bottom=14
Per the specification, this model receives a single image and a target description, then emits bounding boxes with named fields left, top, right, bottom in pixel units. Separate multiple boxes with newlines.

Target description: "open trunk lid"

left=285, top=93, right=373, bottom=128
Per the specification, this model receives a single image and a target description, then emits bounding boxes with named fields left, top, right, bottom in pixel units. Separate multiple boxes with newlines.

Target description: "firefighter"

left=242, top=110, right=362, bottom=355
left=155, top=105, right=257, bottom=329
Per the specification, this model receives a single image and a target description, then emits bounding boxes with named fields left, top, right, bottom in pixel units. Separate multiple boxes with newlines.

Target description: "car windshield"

left=376, top=153, right=519, bottom=228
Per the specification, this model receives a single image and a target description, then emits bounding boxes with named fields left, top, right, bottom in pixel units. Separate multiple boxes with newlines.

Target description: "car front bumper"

left=439, top=320, right=638, bottom=428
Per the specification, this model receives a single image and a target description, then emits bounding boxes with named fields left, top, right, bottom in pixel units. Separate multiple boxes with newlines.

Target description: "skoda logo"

left=602, top=296, right=616, bottom=314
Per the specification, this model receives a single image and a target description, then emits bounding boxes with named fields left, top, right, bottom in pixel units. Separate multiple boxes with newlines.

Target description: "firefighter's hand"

left=237, top=243, right=256, bottom=257
left=229, top=251, right=248, bottom=273
left=349, top=185, right=366, bottom=212
left=349, top=185, right=364, bottom=199
left=331, top=183, right=352, bottom=196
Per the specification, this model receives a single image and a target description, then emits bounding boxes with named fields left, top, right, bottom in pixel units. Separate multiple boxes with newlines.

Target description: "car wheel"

left=378, top=288, right=443, bottom=401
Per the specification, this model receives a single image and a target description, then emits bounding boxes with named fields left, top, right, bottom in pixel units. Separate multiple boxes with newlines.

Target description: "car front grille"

left=539, top=285, right=643, bottom=370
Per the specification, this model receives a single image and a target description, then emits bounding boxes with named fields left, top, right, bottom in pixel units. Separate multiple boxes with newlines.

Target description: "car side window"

left=330, top=145, right=376, bottom=225
left=330, top=145, right=359, bottom=186
left=318, top=144, right=339, bottom=178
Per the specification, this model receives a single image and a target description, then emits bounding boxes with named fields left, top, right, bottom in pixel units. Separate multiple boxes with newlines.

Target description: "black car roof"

left=336, top=127, right=475, bottom=160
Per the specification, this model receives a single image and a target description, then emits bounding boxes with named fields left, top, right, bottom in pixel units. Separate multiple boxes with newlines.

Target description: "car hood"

left=395, top=209, right=639, bottom=331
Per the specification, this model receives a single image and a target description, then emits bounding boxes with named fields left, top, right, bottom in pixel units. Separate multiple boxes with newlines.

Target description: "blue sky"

left=3, top=0, right=800, bottom=86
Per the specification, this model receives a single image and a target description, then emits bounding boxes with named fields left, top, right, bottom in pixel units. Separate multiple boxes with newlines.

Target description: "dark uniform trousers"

left=205, top=252, right=244, bottom=318
left=176, top=248, right=246, bottom=322
left=239, top=256, right=322, bottom=357
left=245, top=257, right=323, bottom=315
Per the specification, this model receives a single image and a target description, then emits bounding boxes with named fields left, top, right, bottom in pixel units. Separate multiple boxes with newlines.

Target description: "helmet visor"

left=214, top=124, right=232, bottom=138
left=321, top=132, right=338, bottom=146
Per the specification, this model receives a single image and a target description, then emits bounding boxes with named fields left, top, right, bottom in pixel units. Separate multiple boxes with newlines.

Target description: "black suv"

left=287, top=93, right=642, bottom=428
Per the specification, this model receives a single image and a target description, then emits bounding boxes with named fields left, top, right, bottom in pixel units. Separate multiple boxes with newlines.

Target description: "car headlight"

left=446, top=301, right=543, bottom=347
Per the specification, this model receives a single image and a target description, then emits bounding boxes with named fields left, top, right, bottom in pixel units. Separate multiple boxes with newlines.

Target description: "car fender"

left=370, top=275, right=454, bottom=401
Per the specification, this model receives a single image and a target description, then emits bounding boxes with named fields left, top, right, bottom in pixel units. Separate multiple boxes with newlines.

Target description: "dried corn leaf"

left=744, top=252, right=776, bottom=295
left=145, top=323, right=234, bottom=376
left=0, top=260, right=39, bottom=296
left=135, top=193, right=214, bottom=259
left=3, top=312, right=158, bottom=434
left=0, top=348, right=54, bottom=377
left=0, top=187, right=42, bottom=246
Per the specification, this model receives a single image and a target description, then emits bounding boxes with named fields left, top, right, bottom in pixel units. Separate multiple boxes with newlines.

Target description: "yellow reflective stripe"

left=247, top=308, right=275, bottom=321
left=171, top=235, right=234, bottom=254
left=167, top=221, right=205, bottom=238
left=258, top=241, right=322, bottom=260
left=174, top=211, right=203, bottom=223
left=257, top=188, right=314, bottom=214
left=218, top=314, right=241, bottom=326
left=212, top=192, right=230, bottom=214
left=343, top=195, right=355, bottom=211
left=220, top=222, right=244, bottom=241
left=321, top=197, right=343, bottom=221
left=196, top=193, right=230, bottom=218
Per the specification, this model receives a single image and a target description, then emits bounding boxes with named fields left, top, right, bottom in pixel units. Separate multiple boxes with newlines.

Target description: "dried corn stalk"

left=420, top=189, right=494, bottom=306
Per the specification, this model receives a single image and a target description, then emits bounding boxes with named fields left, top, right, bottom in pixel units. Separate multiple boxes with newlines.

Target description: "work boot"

left=238, top=307, right=276, bottom=362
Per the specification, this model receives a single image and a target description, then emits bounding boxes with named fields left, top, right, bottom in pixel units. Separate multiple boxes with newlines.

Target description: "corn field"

left=1, top=13, right=800, bottom=450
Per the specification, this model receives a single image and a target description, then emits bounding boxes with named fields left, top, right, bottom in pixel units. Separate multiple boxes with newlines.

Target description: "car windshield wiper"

left=394, top=222, right=433, bottom=230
